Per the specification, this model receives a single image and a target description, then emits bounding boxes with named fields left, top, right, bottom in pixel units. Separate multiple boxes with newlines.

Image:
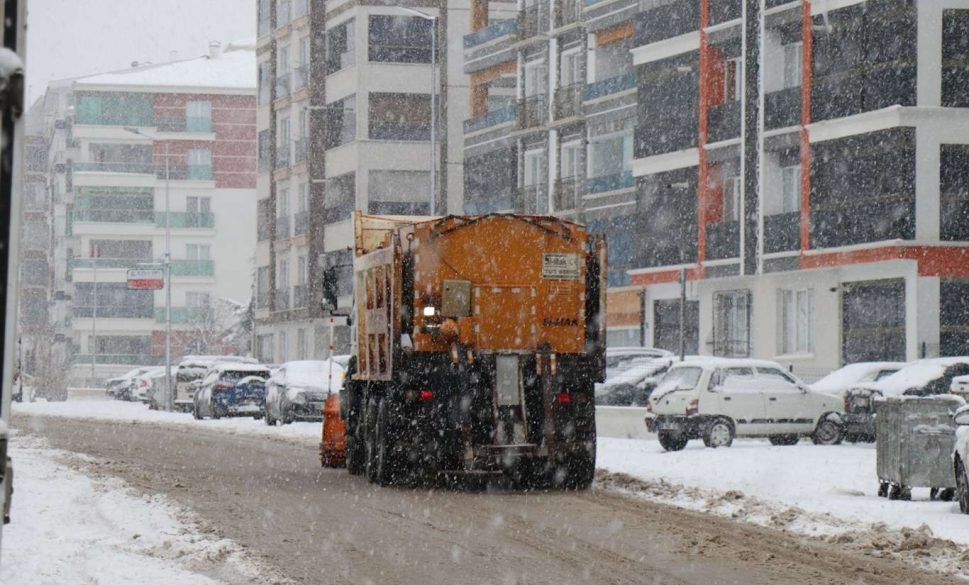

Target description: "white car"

left=952, top=405, right=969, bottom=513
left=646, top=357, right=843, bottom=451
left=595, top=355, right=673, bottom=406
left=951, top=375, right=969, bottom=401
left=264, top=359, right=346, bottom=425
left=810, top=361, right=907, bottom=398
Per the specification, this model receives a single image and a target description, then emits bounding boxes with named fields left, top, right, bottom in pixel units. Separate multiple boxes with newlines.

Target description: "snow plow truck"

left=334, top=212, right=606, bottom=488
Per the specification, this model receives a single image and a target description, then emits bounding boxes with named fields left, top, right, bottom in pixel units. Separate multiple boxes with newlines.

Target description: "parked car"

left=843, top=358, right=969, bottom=442
left=175, top=355, right=259, bottom=412
left=952, top=405, right=969, bottom=513
left=265, top=359, right=346, bottom=425
left=193, top=363, right=271, bottom=420
left=605, top=347, right=674, bottom=370
left=129, top=367, right=164, bottom=403
left=595, top=355, right=673, bottom=406
left=951, top=375, right=969, bottom=401
left=810, top=362, right=907, bottom=398
left=645, top=357, right=844, bottom=451
left=105, top=367, right=155, bottom=400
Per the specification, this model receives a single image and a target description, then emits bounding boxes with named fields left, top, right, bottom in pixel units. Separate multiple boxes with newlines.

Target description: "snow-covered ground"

left=0, top=433, right=288, bottom=585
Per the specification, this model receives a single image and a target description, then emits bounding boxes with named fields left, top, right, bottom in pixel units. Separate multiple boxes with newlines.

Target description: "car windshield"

left=653, top=367, right=702, bottom=396
left=221, top=370, right=268, bottom=384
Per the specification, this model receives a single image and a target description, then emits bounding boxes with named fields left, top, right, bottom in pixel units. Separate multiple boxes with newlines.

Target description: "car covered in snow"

left=951, top=405, right=969, bottom=513
left=193, top=363, right=271, bottom=419
left=810, top=361, right=907, bottom=398
left=951, top=375, right=969, bottom=401
left=645, top=357, right=843, bottom=451
left=175, top=355, right=260, bottom=412
left=105, top=367, right=156, bottom=400
left=595, top=354, right=674, bottom=406
left=264, top=359, right=345, bottom=425
left=129, top=367, right=165, bottom=403
left=843, top=358, right=969, bottom=442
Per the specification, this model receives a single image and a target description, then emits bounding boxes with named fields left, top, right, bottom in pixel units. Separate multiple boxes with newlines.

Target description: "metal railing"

left=517, top=184, right=549, bottom=214
left=156, top=116, right=213, bottom=133
left=156, top=212, right=215, bottom=229
left=518, top=1, right=549, bottom=38
left=159, top=164, right=213, bottom=181
left=72, top=354, right=161, bottom=365
left=293, top=210, right=308, bottom=236
left=294, top=138, right=307, bottom=163
left=518, top=95, right=548, bottom=129
left=74, top=161, right=155, bottom=174
left=275, top=144, right=291, bottom=169
left=275, top=215, right=291, bottom=239
left=73, top=210, right=155, bottom=223
left=464, top=105, right=518, bottom=134
left=584, top=73, right=636, bottom=101
left=554, top=177, right=584, bottom=211
left=293, top=284, right=308, bottom=308
left=586, top=170, right=634, bottom=194
left=275, top=287, right=291, bottom=311
left=463, top=19, right=517, bottom=48
left=170, top=260, right=215, bottom=277
left=556, top=0, right=581, bottom=27
left=554, top=83, right=583, bottom=119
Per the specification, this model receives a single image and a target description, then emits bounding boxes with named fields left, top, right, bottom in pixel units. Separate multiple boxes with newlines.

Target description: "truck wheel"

left=768, top=434, right=799, bottom=446
left=371, top=399, right=396, bottom=486
left=562, top=450, right=595, bottom=490
left=192, top=402, right=202, bottom=420
left=365, top=398, right=380, bottom=483
left=658, top=431, right=688, bottom=452
left=346, top=431, right=365, bottom=476
left=703, top=419, right=734, bottom=448
left=812, top=418, right=842, bottom=445
left=958, top=460, right=969, bottom=514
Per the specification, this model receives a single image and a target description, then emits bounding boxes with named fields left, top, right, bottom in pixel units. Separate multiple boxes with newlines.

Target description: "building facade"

left=34, top=42, right=258, bottom=385
left=462, top=0, right=969, bottom=373
left=253, top=0, right=468, bottom=363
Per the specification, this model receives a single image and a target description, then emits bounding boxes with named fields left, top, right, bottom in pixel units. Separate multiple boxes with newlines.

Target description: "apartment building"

left=254, top=0, right=469, bottom=363
left=624, top=0, right=969, bottom=371
left=462, top=0, right=642, bottom=346
left=37, top=42, right=258, bottom=385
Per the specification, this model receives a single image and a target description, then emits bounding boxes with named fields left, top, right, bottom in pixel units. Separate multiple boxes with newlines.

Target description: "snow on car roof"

left=209, top=362, right=271, bottom=373
left=811, top=362, right=908, bottom=393
left=858, top=357, right=969, bottom=396
left=179, top=355, right=258, bottom=368
left=668, top=356, right=788, bottom=370
left=278, top=360, right=347, bottom=390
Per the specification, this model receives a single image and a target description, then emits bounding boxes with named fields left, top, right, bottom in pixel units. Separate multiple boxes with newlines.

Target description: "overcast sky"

left=25, top=0, right=256, bottom=104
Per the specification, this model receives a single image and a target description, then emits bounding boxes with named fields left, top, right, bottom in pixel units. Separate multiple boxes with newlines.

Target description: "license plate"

left=657, top=421, right=681, bottom=431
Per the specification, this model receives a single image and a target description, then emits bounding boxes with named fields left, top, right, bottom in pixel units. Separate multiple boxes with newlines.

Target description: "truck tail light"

left=214, top=383, right=232, bottom=392
left=418, top=389, right=434, bottom=402
left=686, top=399, right=699, bottom=416
left=550, top=353, right=557, bottom=376
left=555, top=392, right=572, bottom=405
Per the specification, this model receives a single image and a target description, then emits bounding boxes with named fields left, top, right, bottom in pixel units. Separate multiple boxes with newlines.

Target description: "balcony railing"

left=276, top=215, right=291, bottom=239
left=518, top=95, right=548, bottom=129
left=157, top=116, right=213, bottom=133
left=369, top=122, right=431, bottom=141
left=159, top=164, right=213, bottom=181
left=294, top=210, right=308, bottom=236
left=705, top=221, right=740, bottom=260
left=553, top=177, right=583, bottom=211
left=275, top=287, right=291, bottom=311
left=156, top=212, right=215, bottom=229
left=517, top=184, right=549, bottom=214
left=764, top=211, right=801, bottom=253
left=73, top=210, right=155, bottom=223
left=154, top=306, right=214, bottom=324
left=555, top=0, right=581, bottom=27
left=584, top=73, right=635, bottom=101
left=518, top=1, right=549, bottom=38
left=463, top=19, right=517, bottom=48
left=294, top=138, right=307, bottom=163
left=293, top=284, right=308, bottom=308
left=765, top=86, right=802, bottom=130
left=70, top=257, right=149, bottom=269
left=293, top=64, right=308, bottom=92
left=464, top=105, right=518, bottom=134
left=276, top=73, right=291, bottom=98
left=586, top=170, right=634, bottom=194
left=72, top=354, right=161, bottom=365
left=74, top=305, right=155, bottom=319
left=170, top=260, right=215, bottom=277
left=275, top=145, right=291, bottom=169
left=74, top=161, right=155, bottom=174
left=707, top=100, right=741, bottom=143
left=554, top=84, right=583, bottom=120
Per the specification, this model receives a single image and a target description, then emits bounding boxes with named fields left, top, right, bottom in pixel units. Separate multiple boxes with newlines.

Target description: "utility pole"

left=679, top=267, right=686, bottom=361
left=91, top=244, right=98, bottom=384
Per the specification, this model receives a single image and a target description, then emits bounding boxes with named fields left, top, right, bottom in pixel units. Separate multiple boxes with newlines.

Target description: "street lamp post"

left=124, top=127, right=173, bottom=411
left=394, top=6, right=438, bottom=215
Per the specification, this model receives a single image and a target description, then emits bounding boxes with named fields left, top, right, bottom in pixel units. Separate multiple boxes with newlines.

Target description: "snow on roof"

left=75, top=45, right=255, bottom=93
left=178, top=355, right=257, bottom=368
left=811, top=362, right=908, bottom=394
left=210, top=362, right=271, bottom=374
left=858, top=357, right=969, bottom=396
left=277, top=360, right=346, bottom=391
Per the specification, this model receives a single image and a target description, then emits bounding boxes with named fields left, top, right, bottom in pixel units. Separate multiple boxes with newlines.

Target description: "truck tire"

left=371, top=399, right=396, bottom=486
left=346, top=422, right=366, bottom=476
left=812, top=418, right=843, bottom=445
left=658, top=431, right=688, bottom=452
left=365, top=397, right=380, bottom=483
left=562, top=450, right=595, bottom=490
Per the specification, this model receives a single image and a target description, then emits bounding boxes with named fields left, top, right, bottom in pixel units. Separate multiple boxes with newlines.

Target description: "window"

left=278, top=45, right=290, bottom=72
left=298, top=109, right=308, bottom=141
left=368, top=15, right=433, bottom=63
left=780, top=288, right=815, bottom=354
left=277, top=258, right=290, bottom=287
left=73, top=283, right=154, bottom=318
left=257, top=267, right=270, bottom=307
left=186, top=244, right=211, bottom=261
left=258, top=62, right=272, bottom=105
left=278, top=117, right=291, bottom=149
left=560, top=141, right=582, bottom=180
left=324, top=172, right=356, bottom=223
left=368, top=171, right=430, bottom=215
left=74, top=92, right=154, bottom=126
left=326, top=19, right=355, bottom=73
left=523, top=149, right=545, bottom=187
left=297, top=255, right=307, bottom=285
left=594, top=38, right=633, bottom=82
left=277, top=187, right=290, bottom=217
left=74, top=186, right=154, bottom=223
left=297, top=183, right=308, bottom=213
left=90, top=239, right=152, bottom=259
left=713, top=290, right=751, bottom=357
left=185, top=101, right=212, bottom=132
left=524, top=60, right=547, bottom=97
left=369, top=93, right=430, bottom=141
left=258, top=129, right=271, bottom=171
left=297, top=328, right=307, bottom=360
left=257, top=334, right=274, bottom=363
left=587, top=130, right=633, bottom=179
left=724, top=57, right=742, bottom=102
left=186, top=292, right=211, bottom=308
left=324, top=95, right=356, bottom=149
left=783, top=42, right=803, bottom=89
left=724, top=175, right=742, bottom=222
left=185, top=149, right=212, bottom=180
left=559, top=48, right=582, bottom=87
left=781, top=165, right=801, bottom=214
left=186, top=196, right=211, bottom=214
left=278, top=331, right=289, bottom=362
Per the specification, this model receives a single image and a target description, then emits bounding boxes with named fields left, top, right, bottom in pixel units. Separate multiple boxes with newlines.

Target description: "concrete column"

left=915, top=126, right=940, bottom=241
left=916, top=0, right=943, bottom=107
left=916, top=275, right=941, bottom=359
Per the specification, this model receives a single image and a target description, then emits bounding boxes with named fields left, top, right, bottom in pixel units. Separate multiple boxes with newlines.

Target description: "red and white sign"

left=127, top=269, right=165, bottom=290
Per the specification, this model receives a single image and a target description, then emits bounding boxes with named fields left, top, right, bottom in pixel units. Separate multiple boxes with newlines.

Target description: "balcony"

left=553, top=177, right=583, bottom=211
left=555, top=0, right=581, bottom=27
left=708, top=0, right=741, bottom=26
left=294, top=210, right=308, bottom=236
left=635, top=0, right=699, bottom=47
left=170, top=260, right=215, bottom=277
left=764, top=211, right=800, bottom=253
left=154, top=306, right=214, bottom=324
left=294, top=138, right=307, bottom=163
left=72, top=354, right=161, bottom=365
left=293, top=284, right=308, bottom=308
left=586, top=170, right=634, bottom=194
left=276, top=215, right=291, bottom=239
left=157, top=116, right=213, bottom=133
left=160, top=164, right=213, bottom=181
left=705, top=221, right=740, bottom=260
left=518, top=2, right=549, bottom=38
left=464, top=105, right=518, bottom=134
left=708, top=100, right=741, bottom=143
left=275, top=287, right=291, bottom=311
left=765, top=86, right=802, bottom=130
left=293, top=64, right=308, bottom=92
left=369, top=122, right=431, bottom=142
left=70, top=257, right=149, bottom=270
left=275, top=145, right=291, bottom=169
left=554, top=84, right=583, bottom=120
left=73, top=210, right=155, bottom=224
left=73, top=305, right=154, bottom=319
left=584, top=73, right=635, bottom=101
left=276, top=73, right=291, bottom=99
left=463, top=19, right=517, bottom=48
left=74, top=161, right=155, bottom=174
left=156, top=212, right=215, bottom=229
left=518, top=95, right=548, bottom=129
left=516, top=184, right=549, bottom=214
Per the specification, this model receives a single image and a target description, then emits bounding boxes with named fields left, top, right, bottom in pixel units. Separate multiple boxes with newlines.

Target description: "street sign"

left=127, top=269, right=164, bottom=290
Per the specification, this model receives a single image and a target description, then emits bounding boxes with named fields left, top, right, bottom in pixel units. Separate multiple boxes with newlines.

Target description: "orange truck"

left=331, top=212, right=606, bottom=488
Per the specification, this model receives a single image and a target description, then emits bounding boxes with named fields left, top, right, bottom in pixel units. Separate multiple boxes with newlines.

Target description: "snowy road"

left=11, top=412, right=962, bottom=585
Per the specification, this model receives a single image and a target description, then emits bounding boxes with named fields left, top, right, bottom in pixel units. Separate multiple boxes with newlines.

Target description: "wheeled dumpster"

left=875, top=395, right=965, bottom=500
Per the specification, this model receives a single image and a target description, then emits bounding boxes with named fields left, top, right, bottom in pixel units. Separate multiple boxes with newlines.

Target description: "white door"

left=756, top=366, right=814, bottom=433
left=710, top=367, right=766, bottom=436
